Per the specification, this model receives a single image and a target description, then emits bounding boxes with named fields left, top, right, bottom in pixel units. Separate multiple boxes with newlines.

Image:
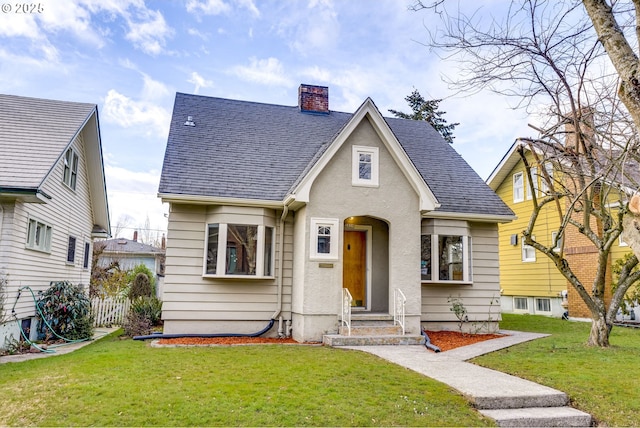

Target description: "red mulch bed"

left=157, top=331, right=504, bottom=351
left=424, top=330, right=504, bottom=352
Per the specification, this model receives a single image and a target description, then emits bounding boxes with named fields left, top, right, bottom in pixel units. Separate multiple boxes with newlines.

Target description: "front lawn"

left=0, top=334, right=492, bottom=427
left=475, top=314, right=640, bottom=427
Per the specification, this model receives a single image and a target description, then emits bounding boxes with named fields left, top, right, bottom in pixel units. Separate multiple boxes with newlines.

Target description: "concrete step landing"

left=479, top=406, right=592, bottom=427
left=322, top=334, right=424, bottom=346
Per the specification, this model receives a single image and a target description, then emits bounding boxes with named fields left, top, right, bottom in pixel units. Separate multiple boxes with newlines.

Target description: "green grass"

left=474, top=314, right=640, bottom=427
left=0, top=333, right=492, bottom=427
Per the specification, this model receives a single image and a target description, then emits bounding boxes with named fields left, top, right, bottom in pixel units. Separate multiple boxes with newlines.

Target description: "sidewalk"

left=346, top=330, right=592, bottom=427
left=0, top=327, right=119, bottom=364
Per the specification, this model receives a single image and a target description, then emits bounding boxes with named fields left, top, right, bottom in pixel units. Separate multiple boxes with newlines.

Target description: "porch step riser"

left=473, top=393, right=568, bottom=410
left=340, top=326, right=403, bottom=335
left=479, top=407, right=592, bottom=427
left=323, top=334, right=424, bottom=346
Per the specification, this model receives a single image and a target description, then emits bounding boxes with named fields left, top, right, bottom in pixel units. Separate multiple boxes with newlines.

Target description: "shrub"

left=128, top=272, right=153, bottom=300
left=126, top=264, right=156, bottom=293
left=37, top=281, right=95, bottom=341
left=123, top=311, right=153, bottom=337
left=131, top=296, right=163, bottom=326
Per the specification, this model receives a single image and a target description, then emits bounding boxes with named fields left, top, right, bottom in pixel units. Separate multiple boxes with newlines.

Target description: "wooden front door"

left=343, top=230, right=366, bottom=307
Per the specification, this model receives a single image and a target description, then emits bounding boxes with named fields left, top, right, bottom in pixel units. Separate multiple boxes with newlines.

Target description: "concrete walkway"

left=0, top=327, right=119, bottom=364
left=346, top=331, right=593, bottom=427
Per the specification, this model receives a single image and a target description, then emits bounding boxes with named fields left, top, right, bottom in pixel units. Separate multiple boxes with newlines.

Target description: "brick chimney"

left=133, top=230, right=138, bottom=242
left=298, top=84, right=329, bottom=114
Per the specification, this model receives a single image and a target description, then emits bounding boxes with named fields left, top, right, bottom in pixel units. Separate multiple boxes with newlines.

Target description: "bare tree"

left=112, top=214, right=135, bottom=239
left=413, top=0, right=640, bottom=346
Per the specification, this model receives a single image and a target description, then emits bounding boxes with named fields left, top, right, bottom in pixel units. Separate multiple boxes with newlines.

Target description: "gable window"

left=352, top=146, right=379, bottom=187
left=527, top=167, right=538, bottom=200
left=514, top=297, right=528, bottom=311
left=63, top=148, right=79, bottom=190
left=26, top=218, right=52, bottom=252
left=67, top=236, right=77, bottom=264
left=513, top=172, right=524, bottom=202
left=310, top=218, right=339, bottom=260
left=421, top=234, right=471, bottom=282
left=83, top=242, right=91, bottom=269
left=522, top=235, right=536, bottom=262
left=205, top=223, right=274, bottom=277
left=541, top=162, right=554, bottom=194
left=535, top=298, right=551, bottom=313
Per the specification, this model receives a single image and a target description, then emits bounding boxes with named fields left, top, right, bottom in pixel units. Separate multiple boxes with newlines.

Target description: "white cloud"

left=0, top=10, right=39, bottom=38
left=125, top=8, right=173, bottom=55
left=187, top=72, right=214, bottom=94
left=103, top=89, right=170, bottom=138
left=236, top=0, right=260, bottom=17
left=231, top=57, right=292, bottom=86
left=188, top=28, right=209, bottom=40
left=276, top=0, right=339, bottom=55
left=186, top=0, right=231, bottom=15
left=141, top=73, right=171, bottom=101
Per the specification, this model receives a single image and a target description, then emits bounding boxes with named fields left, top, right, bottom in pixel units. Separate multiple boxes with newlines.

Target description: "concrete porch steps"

left=479, top=407, right=593, bottom=427
left=323, top=313, right=423, bottom=346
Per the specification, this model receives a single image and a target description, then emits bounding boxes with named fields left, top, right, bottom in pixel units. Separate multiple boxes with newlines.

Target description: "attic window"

left=352, top=146, right=379, bottom=187
left=63, top=147, right=79, bottom=190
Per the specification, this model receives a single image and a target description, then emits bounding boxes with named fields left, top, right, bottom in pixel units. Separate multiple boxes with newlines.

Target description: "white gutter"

left=424, top=211, right=517, bottom=223
left=159, top=193, right=284, bottom=208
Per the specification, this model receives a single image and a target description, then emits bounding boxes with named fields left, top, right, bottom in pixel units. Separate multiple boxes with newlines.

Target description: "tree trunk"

left=587, top=313, right=611, bottom=347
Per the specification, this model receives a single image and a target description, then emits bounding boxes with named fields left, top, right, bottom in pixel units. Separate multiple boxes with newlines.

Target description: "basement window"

left=535, top=298, right=552, bottom=314
left=204, top=223, right=274, bottom=277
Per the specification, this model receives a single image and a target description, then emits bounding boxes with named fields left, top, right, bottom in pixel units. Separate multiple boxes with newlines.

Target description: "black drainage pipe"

left=133, top=318, right=276, bottom=341
left=421, top=329, right=441, bottom=353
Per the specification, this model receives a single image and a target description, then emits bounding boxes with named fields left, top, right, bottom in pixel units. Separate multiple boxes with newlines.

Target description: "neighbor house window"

left=522, top=235, right=536, bottom=262
left=513, top=172, right=524, bottom=202
left=205, top=223, right=274, bottom=277
left=67, top=236, right=77, bottom=264
left=541, top=162, right=554, bottom=194
left=514, top=297, right=528, bottom=311
left=63, top=148, right=79, bottom=190
left=421, top=234, right=471, bottom=282
left=83, top=242, right=91, bottom=269
left=527, top=167, right=538, bottom=200
left=26, top=218, right=52, bottom=252
left=535, top=298, right=551, bottom=313
left=352, top=146, right=379, bottom=187
left=551, top=231, right=563, bottom=252
left=310, top=218, right=339, bottom=260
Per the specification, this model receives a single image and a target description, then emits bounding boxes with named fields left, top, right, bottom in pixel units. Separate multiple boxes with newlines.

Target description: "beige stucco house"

left=0, top=94, right=110, bottom=347
left=158, top=85, right=514, bottom=343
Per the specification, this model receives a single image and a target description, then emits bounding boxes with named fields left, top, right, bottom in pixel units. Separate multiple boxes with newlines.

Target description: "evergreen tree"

left=389, top=89, right=458, bottom=143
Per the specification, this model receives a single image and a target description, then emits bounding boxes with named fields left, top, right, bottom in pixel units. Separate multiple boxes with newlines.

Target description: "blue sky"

left=0, top=0, right=532, bottom=239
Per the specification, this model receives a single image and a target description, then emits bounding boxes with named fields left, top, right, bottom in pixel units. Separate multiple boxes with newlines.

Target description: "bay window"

left=421, top=234, right=471, bottom=282
left=205, top=223, right=274, bottom=277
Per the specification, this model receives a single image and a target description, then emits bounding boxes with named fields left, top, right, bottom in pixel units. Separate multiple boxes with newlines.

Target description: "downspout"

left=421, top=329, right=441, bottom=353
left=271, top=195, right=294, bottom=336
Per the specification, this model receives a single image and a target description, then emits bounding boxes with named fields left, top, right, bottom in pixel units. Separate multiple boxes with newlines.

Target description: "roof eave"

left=0, top=187, right=51, bottom=203
left=159, top=193, right=285, bottom=208
left=423, top=210, right=517, bottom=223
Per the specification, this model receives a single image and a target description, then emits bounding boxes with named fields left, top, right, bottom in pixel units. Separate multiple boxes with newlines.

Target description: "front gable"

left=291, top=98, right=439, bottom=212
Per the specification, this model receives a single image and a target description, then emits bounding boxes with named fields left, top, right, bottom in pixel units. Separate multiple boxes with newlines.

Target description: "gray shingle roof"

left=101, top=238, right=164, bottom=255
left=0, top=94, right=96, bottom=188
left=159, top=92, right=513, bottom=218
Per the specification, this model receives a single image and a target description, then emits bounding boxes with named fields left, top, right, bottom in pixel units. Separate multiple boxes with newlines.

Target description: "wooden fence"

left=91, top=297, right=131, bottom=327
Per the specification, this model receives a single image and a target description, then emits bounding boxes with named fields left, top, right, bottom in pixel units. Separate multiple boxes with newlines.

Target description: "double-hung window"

left=67, top=236, right=77, bottom=264
left=26, top=218, right=52, bottom=252
left=421, top=234, right=471, bottom=282
left=527, top=167, right=538, bottom=200
left=310, top=218, right=339, bottom=260
left=205, top=223, right=274, bottom=277
left=63, top=148, right=79, bottom=190
left=352, top=146, right=379, bottom=187
left=522, top=235, right=536, bottom=262
left=513, top=172, right=524, bottom=202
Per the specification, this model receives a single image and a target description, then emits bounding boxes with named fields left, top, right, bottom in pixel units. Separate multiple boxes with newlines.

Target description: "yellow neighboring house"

left=488, top=141, right=633, bottom=319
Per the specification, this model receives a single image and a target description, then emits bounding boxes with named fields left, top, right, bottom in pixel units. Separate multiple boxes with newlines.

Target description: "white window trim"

left=527, top=167, right=538, bottom=200
left=25, top=217, right=52, bottom=253
left=63, top=147, right=79, bottom=191
left=421, top=234, right=472, bottom=284
left=202, top=223, right=274, bottom=278
left=522, top=235, right=536, bottom=262
left=535, top=297, right=552, bottom=314
left=541, top=162, right=553, bottom=194
left=513, top=172, right=524, bottom=203
left=310, top=218, right=339, bottom=260
left=513, top=296, right=529, bottom=312
left=352, top=145, right=379, bottom=187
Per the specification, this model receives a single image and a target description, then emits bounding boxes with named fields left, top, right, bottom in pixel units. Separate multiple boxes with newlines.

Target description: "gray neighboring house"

left=0, top=94, right=110, bottom=346
left=97, top=234, right=165, bottom=297
left=158, top=84, right=514, bottom=342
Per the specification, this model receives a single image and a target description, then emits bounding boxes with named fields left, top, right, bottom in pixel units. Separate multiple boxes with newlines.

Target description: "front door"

left=343, top=230, right=366, bottom=308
